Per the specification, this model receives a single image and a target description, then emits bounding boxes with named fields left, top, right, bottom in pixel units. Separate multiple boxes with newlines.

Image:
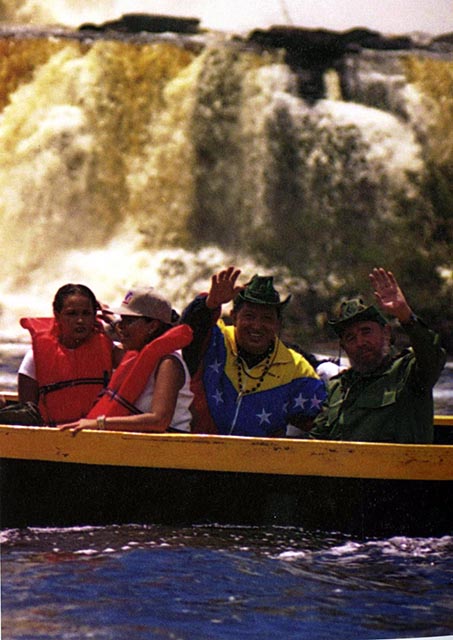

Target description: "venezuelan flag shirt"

left=202, top=322, right=326, bottom=436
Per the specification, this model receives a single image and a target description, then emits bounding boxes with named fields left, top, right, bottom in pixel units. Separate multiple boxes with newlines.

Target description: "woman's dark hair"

left=143, top=319, right=174, bottom=344
left=53, top=284, right=99, bottom=315
left=142, top=309, right=180, bottom=344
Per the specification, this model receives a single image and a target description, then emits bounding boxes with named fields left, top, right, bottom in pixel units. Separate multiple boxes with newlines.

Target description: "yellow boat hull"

left=1, top=424, right=453, bottom=537
left=1, top=424, right=453, bottom=480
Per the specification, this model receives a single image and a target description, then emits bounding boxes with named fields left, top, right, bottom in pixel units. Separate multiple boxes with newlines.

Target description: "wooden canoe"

left=1, top=422, right=453, bottom=537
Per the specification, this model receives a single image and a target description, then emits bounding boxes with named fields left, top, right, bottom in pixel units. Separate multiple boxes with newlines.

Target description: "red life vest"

left=87, top=324, right=193, bottom=418
left=20, top=317, right=114, bottom=426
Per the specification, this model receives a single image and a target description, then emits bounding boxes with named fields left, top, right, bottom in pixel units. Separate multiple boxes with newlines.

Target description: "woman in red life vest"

left=18, top=283, right=123, bottom=426
left=59, top=286, right=193, bottom=434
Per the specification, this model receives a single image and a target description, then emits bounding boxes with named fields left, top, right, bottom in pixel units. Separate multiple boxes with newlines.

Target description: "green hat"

left=329, top=297, right=388, bottom=336
left=235, top=275, right=291, bottom=308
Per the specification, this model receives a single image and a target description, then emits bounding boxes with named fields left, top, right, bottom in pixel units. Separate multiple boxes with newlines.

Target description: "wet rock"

left=433, top=31, right=453, bottom=44
left=79, top=13, right=201, bottom=35
left=247, top=26, right=452, bottom=101
left=248, top=26, right=417, bottom=66
left=431, top=32, right=453, bottom=52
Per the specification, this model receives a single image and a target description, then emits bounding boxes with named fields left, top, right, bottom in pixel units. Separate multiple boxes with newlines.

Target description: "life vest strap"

left=96, top=388, right=142, bottom=415
left=39, top=377, right=107, bottom=396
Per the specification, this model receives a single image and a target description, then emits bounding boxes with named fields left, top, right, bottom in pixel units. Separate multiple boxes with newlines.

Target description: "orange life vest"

left=87, top=324, right=193, bottom=418
left=20, top=317, right=114, bottom=426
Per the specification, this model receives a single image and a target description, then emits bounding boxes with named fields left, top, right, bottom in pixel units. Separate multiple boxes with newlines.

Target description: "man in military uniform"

left=310, top=267, right=446, bottom=443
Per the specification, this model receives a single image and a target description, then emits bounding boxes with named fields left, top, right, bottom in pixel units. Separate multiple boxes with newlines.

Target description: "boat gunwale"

left=1, top=424, right=453, bottom=481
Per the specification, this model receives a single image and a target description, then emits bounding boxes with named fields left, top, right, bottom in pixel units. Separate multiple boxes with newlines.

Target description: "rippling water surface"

left=2, top=525, right=453, bottom=640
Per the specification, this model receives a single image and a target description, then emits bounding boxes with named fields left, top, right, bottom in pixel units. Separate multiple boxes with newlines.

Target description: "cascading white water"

left=0, top=22, right=451, bottom=341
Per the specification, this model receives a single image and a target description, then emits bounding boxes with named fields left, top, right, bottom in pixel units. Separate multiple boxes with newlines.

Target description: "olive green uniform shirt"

left=310, top=318, right=446, bottom=443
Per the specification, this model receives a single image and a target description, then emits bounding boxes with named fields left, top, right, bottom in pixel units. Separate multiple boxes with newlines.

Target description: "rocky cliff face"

left=74, top=16, right=453, bottom=102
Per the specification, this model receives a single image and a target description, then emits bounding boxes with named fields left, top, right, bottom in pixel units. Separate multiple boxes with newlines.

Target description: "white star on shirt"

left=310, top=394, right=323, bottom=410
left=208, top=360, right=222, bottom=374
left=256, top=408, right=272, bottom=424
left=293, top=393, right=308, bottom=410
left=212, top=389, right=224, bottom=405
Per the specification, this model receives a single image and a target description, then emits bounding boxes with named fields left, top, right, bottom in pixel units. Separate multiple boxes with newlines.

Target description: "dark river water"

left=2, top=525, right=453, bottom=640
left=2, top=343, right=453, bottom=640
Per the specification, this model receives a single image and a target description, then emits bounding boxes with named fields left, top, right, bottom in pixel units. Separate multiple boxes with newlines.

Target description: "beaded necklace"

left=235, top=344, right=275, bottom=399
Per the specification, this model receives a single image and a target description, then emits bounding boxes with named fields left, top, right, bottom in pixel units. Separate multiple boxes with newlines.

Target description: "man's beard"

left=350, top=342, right=391, bottom=374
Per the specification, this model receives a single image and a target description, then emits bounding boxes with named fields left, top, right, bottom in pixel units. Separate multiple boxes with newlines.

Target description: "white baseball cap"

left=108, top=287, right=177, bottom=324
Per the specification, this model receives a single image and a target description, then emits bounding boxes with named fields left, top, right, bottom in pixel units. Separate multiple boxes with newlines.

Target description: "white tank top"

left=134, top=350, right=193, bottom=433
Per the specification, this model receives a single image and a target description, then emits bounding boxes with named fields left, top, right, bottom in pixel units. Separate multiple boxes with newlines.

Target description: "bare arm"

left=59, top=356, right=185, bottom=433
left=146, top=356, right=185, bottom=429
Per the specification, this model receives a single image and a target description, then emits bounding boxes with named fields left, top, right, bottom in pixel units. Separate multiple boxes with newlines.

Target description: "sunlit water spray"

left=0, top=240, right=266, bottom=340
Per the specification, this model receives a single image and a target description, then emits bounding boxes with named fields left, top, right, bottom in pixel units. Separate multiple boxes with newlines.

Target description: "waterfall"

left=0, top=27, right=452, bottom=341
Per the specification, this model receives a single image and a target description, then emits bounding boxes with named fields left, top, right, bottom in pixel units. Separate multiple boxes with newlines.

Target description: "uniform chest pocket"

left=355, top=386, right=398, bottom=410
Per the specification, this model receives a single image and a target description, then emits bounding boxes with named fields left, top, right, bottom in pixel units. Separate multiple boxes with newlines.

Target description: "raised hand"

left=369, top=267, right=412, bottom=323
left=206, top=267, right=244, bottom=309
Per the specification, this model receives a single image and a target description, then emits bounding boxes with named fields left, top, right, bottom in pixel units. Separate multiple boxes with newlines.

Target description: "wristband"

left=96, top=415, right=106, bottom=430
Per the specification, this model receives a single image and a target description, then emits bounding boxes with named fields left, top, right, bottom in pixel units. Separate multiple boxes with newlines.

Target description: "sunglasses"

left=118, top=316, right=147, bottom=326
